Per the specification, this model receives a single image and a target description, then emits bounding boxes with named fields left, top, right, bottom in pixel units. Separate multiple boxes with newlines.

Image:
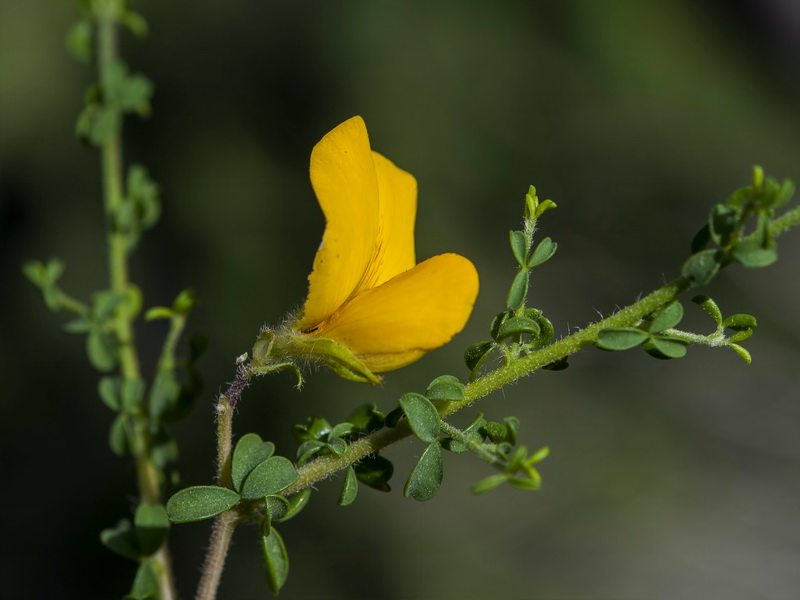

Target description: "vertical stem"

left=196, top=511, right=239, bottom=600
left=96, top=2, right=176, bottom=599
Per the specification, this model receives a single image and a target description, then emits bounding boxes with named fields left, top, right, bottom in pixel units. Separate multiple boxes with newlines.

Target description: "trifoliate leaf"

left=730, top=343, right=752, bottom=364
left=509, top=230, right=528, bottom=266
left=464, top=341, right=494, bottom=372
left=134, top=503, right=170, bottom=557
left=425, top=375, right=464, bottom=403
left=129, top=560, right=159, bottom=600
left=709, top=204, right=739, bottom=247
left=100, top=518, right=139, bottom=560
left=354, top=455, right=394, bottom=492
left=682, top=249, right=720, bottom=287
left=723, top=313, right=758, bottom=331
left=472, top=473, right=508, bottom=495
left=648, top=301, right=684, bottom=333
left=496, top=316, right=541, bottom=341
left=98, top=376, right=121, bottom=412
left=281, top=489, right=312, bottom=522
left=261, top=528, right=289, bottom=595
left=643, top=336, right=688, bottom=360
left=527, top=237, right=557, bottom=268
left=346, top=403, right=385, bottom=433
left=731, top=239, right=778, bottom=268
left=506, top=269, right=530, bottom=311
left=338, top=466, right=358, bottom=506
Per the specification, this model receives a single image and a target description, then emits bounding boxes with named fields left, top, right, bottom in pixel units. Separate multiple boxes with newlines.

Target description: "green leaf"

left=121, top=378, right=145, bottom=413
left=134, top=503, right=170, bottom=557
left=732, top=239, right=778, bottom=268
left=150, top=426, right=178, bottom=470
left=109, top=414, right=130, bottom=456
left=643, top=336, right=688, bottom=360
left=472, top=473, right=508, bottom=495
left=691, top=295, right=723, bottom=325
left=690, top=224, right=711, bottom=253
left=129, top=559, right=159, bottom=600
left=534, top=198, right=557, bottom=218
left=144, top=306, right=174, bottom=321
left=509, top=230, right=528, bottom=266
left=425, top=375, right=464, bottom=403
left=490, top=312, right=510, bottom=340
left=503, top=417, right=520, bottom=445
left=100, top=518, right=140, bottom=560
left=398, top=393, right=441, bottom=443
left=346, top=403, right=385, bottom=433
left=328, top=422, right=356, bottom=440
left=127, top=165, right=161, bottom=230
left=296, top=440, right=327, bottom=465
left=481, top=421, right=507, bottom=444
left=231, top=433, right=276, bottom=493
left=384, top=407, right=404, bottom=428
left=596, top=328, right=649, bottom=351
left=729, top=328, right=753, bottom=343
left=149, top=371, right=180, bottom=419
left=354, top=455, right=394, bottom=492
left=709, top=204, right=739, bottom=247
left=506, top=269, right=529, bottom=311
left=404, top=442, right=443, bottom=502
left=293, top=416, right=331, bottom=443
left=326, top=437, right=347, bottom=456
left=726, top=185, right=753, bottom=208
left=121, top=10, right=149, bottom=38
left=464, top=341, right=494, bottom=374
left=648, top=301, right=684, bottom=333
left=723, top=313, right=758, bottom=331
left=338, top=466, right=359, bottom=506
left=98, top=376, right=121, bottom=411
left=240, top=457, right=298, bottom=500
left=264, top=495, right=290, bottom=527
left=507, top=475, right=541, bottom=491
left=171, top=288, right=195, bottom=314
left=66, top=19, right=92, bottom=62
left=443, top=414, right=486, bottom=453
left=496, top=316, right=541, bottom=341
left=771, top=179, right=795, bottom=210
left=166, top=486, right=240, bottom=523
left=681, top=249, right=720, bottom=287
left=89, top=106, right=120, bottom=146
left=261, top=528, right=289, bottom=595
left=527, top=237, right=557, bottom=268
left=281, top=488, right=312, bottom=521
left=87, top=329, right=117, bottom=372
left=730, top=343, right=752, bottom=364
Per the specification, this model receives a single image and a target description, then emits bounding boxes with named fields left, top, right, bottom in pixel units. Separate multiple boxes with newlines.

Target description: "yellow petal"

left=313, top=253, right=479, bottom=372
left=297, top=116, right=380, bottom=331
left=360, top=151, right=417, bottom=289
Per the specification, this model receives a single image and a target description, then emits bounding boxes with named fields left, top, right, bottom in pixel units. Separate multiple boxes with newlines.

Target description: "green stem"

left=196, top=511, right=239, bottom=600
left=439, top=421, right=501, bottom=466
left=280, top=202, right=800, bottom=495
left=96, top=3, right=176, bottom=599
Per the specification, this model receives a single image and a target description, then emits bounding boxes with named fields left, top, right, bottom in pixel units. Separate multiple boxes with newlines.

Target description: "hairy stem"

left=96, top=3, right=176, bottom=599
left=195, top=359, right=251, bottom=600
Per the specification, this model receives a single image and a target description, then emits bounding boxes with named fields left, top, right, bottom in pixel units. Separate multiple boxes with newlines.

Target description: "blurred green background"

left=2, top=0, right=799, bottom=598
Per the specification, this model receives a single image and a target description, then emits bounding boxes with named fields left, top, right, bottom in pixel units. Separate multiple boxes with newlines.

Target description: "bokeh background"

left=2, top=1, right=799, bottom=598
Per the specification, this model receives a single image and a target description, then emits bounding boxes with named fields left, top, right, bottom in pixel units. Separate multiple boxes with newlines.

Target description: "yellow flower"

left=272, top=116, right=478, bottom=384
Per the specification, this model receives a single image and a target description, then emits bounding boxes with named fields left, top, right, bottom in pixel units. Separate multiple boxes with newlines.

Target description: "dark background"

left=2, top=1, right=799, bottom=598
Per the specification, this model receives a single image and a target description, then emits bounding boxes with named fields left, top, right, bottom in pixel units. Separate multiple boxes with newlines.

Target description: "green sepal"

left=647, top=301, right=684, bottom=333
left=527, top=237, right=557, bottom=268
left=731, top=239, right=778, bottom=268
left=643, top=336, right=688, bottom=360
left=472, top=473, right=508, bottom=495
left=506, top=269, right=530, bottom=311
left=354, top=455, right=394, bottom=492
left=240, top=457, right=299, bottom=500
left=496, top=316, right=541, bottom=341
left=276, top=334, right=382, bottom=385
left=682, top=249, right=721, bottom=287
left=281, top=489, right=312, bottom=521
left=398, top=393, right=441, bottom=443
left=730, top=343, right=752, bottom=364
left=231, top=433, right=276, bottom=493
left=346, top=403, right=385, bottom=434
left=509, top=230, right=528, bottom=266
left=128, top=559, right=159, bottom=600
left=166, top=486, right=240, bottom=523
left=723, top=314, right=758, bottom=331
left=691, top=295, right=723, bottom=325
left=100, top=518, right=140, bottom=560
left=596, top=328, right=649, bottom=351
left=134, top=503, right=170, bottom=557
left=404, top=442, right=443, bottom=502
left=338, top=466, right=359, bottom=506
left=261, top=527, right=289, bottom=596
left=425, top=375, right=464, bottom=404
